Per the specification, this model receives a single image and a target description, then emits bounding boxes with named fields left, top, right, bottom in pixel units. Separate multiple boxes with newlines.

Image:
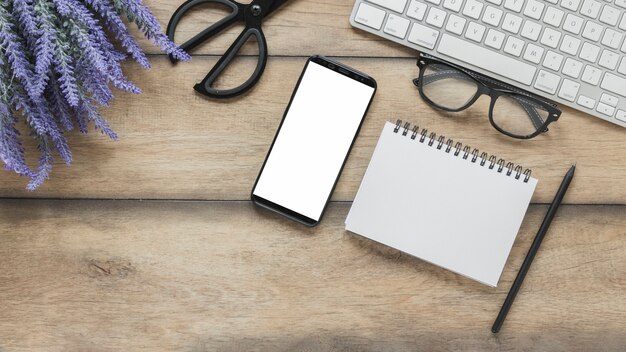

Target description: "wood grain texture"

left=0, top=58, right=624, bottom=203
left=136, top=0, right=413, bottom=57
left=0, top=200, right=624, bottom=351
left=1, top=1, right=624, bottom=350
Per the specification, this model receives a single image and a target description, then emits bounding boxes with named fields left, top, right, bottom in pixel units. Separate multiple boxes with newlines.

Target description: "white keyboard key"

left=561, top=0, right=580, bottom=12
left=534, top=70, right=561, bottom=94
left=483, top=6, right=504, bottom=26
left=600, top=93, right=619, bottom=107
left=616, top=110, right=626, bottom=122
left=425, top=0, right=441, bottom=4
left=598, top=50, right=619, bottom=70
left=616, top=0, right=626, bottom=9
left=580, top=0, right=602, bottom=18
left=596, top=102, right=615, bottom=116
left=600, top=73, right=626, bottom=97
left=367, top=0, right=408, bottom=13
left=443, top=0, right=463, bottom=12
left=523, top=43, right=545, bottom=64
left=558, top=79, right=580, bottom=101
left=622, top=39, right=626, bottom=53
left=524, top=0, right=545, bottom=20
left=620, top=15, right=626, bottom=30
left=619, top=58, right=626, bottom=75
left=355, top=3, right=386, bottom=30
left=543, top=51, right=564, bottom=71
left=521, top=21, right=542, bottom=40
left=563, top=14, right=584, bottom=34
left=560, top=35, right=581, bottom=55
left=561, top=0, right=582, bottom=11
left=540, top=28, right=562, bottom=48
left=426, top=7, right=447, bottom=28
left=463, top=0, right=484, bottom=19
left=486, top=0, right=503, bottom=5
left=577, top=95, right=596, bottom=109
left=465, top=22, right=486, bottom=42
left=599, top=5, right=621, bottom=25
left=437, top=34, right=537, bottom=85
left=407, top=0, right=428, bottom=20
left=445, top=14, right=467, bottom=35
left=582, top=65, right=602, bottom=84
left=582, top=21, right=603, bottom=41
left=502, top=13, right=523, bottom=33
left=601, top=29, right=623, bottom=50
left=384, top=13, right=410, bottom=38
left=545, top=0, right=557, bottom=4
left=504, top=36, right=525, bottom=56
left=562, top=58, right=584, bottom=78
left=408, top=23, right=440, bottom=49
left=543, top=6, right=565, bottom=27
left=504, top=0, right=525, bottom=12
left=485, top=29, right=506, bottom=49
left=579, top=42, right=601, bottom=62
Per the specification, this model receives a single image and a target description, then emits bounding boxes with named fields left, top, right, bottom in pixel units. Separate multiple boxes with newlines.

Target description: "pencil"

left=491, top=163, right=576, bottom=333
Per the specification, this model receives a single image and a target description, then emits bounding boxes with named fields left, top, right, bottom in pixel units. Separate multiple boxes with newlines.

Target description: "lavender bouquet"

left=0, top=0, right=189, bottom=190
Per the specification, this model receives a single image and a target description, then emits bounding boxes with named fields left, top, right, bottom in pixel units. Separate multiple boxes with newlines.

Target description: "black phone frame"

left=251, top=55, right=377, bottom=227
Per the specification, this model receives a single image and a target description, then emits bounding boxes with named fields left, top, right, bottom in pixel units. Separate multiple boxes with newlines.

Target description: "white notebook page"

left=346, top=121, right=537, bottom=287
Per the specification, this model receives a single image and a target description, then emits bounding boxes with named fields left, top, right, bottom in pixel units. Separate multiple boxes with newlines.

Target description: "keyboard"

left=350, top=0, right=626, bottom=128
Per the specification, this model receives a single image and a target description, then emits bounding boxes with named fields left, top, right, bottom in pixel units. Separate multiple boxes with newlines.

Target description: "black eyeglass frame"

left=413, top=54, right=561, bottom=139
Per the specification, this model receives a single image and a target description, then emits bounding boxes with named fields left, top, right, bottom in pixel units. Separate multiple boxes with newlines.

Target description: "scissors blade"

left=264, top=0, right=289, bottom=17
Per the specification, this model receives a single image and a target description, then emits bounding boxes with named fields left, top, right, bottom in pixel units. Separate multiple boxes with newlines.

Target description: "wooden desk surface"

left=1, top=1, right=624, bottom=350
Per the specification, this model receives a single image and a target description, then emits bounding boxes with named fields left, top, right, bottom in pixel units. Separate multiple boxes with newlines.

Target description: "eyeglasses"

left=413, top=55, right=561, bottom=139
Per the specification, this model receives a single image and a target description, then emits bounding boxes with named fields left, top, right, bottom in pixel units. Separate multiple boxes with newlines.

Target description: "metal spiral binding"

left=393, top=119, right=532, bottom=182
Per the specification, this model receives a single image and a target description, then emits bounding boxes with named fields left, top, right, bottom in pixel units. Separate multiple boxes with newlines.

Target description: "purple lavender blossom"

left=0, top=0, right=190, bottom=190
left=86, top=0, right=151, bottom=68
left=29, top=137, right=53, bottom=191
left=12, top=0, right=38, bottom=48
left=33, top=0, right=57, bottom=94
left=0, top=5, right=38, bottom=99
left=114, top=0, right=191, bottom=61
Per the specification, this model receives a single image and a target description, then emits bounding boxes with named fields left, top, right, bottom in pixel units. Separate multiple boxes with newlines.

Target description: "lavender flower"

left=29, top=136, right=53, bottom=191
left=113, top=0, right=191, bottom=61
left=0, top=0, right=190, bottom=189
left=33, top=0, right=57, bottom=94
left=12, top=0, right=38, bottom=48
left=86, top=0, right=150, bottom=68
left=0, top=5, right=38, bottom=99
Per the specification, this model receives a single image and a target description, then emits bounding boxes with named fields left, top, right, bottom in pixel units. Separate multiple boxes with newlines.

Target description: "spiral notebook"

left=346, top=120, right=538, bottom=287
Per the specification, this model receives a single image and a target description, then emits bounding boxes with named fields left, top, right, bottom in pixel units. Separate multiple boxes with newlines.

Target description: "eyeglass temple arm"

left=510, top=96, right=549, bottom=131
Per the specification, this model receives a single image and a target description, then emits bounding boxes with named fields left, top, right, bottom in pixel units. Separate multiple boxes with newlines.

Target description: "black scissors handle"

left=167, top=0, right=243, bottom=63
left=194, top=26, right=267, bottom=98
left=167, top=0, right=270, bottom=98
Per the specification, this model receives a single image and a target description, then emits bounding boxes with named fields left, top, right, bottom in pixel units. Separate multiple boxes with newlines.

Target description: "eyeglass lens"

left=419, top=63, right=548, bottom=138
left=421, top=63, right=479, bottom=110
left=492, top=94, right=549, bottom=137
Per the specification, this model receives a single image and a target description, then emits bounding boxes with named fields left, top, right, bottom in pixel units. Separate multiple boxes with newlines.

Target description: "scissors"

left=167, top=0, right=290, bottom=98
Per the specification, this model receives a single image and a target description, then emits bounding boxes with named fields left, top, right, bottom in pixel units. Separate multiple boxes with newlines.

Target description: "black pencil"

left=491, top=163, right=576, bottom=334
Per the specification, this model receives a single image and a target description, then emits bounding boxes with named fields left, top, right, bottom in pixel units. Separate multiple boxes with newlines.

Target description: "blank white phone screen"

left=253, top=61, right=375, bottom=221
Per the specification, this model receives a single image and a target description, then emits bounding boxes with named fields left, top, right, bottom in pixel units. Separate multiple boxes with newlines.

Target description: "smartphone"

left=251, top=55, right=377, bottom=226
